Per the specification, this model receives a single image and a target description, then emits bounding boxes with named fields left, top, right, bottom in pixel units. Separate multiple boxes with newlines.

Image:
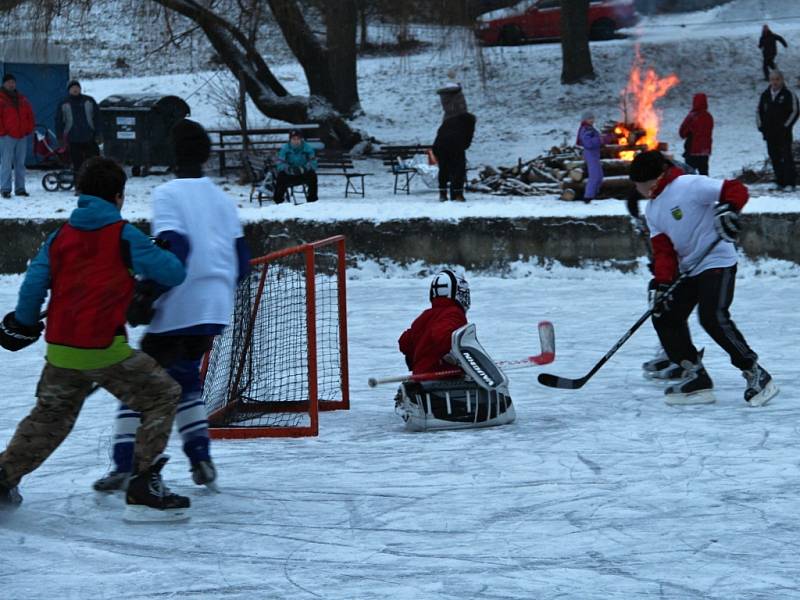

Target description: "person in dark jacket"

left=759, top=25, right=787, bottom=81
left=56, top=80, right=101, bottom=176
left=0, top=73, right=35, bottom=198
left=757, top=70, right=799, bottom=191
left=679, top=93, right=714, bottom=176
left=274, top=129, right=318, bottom=204
left=398, top=270, right=469, bottom=375
left=432, top=84, right=476, bottom=202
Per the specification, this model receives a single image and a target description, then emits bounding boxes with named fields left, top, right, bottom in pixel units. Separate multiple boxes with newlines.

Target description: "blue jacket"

left=276, top=141, right=317, bottom=173
left=16, top=195, right=186, bottom=327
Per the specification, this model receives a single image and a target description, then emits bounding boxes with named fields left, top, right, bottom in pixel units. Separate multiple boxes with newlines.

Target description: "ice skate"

left=190, top=460, right=219, bottom=492
left=124, top=456, right=190, bottom=523
left=664, top=359, right=716, bottom=405
left=743, top=363, right=779, bottom=407
left=0, top=466, right=22, bottom=510
left=92, top=471, right=130, bottom=493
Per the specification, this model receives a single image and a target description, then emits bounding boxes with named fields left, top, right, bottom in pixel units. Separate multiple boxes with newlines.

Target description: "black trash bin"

left=99, top=94, right=190, bottom=176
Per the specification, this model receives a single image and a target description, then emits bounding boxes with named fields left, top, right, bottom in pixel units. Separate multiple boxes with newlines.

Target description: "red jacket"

left=398, top=298, right=467, bottom=375
left=678, top=93, right=713, bottom=156
left=0, top=90, right=35, bottom=139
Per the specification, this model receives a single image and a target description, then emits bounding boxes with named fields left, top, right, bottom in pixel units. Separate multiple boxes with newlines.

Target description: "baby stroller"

left=33, top=126, right=74, bottom=192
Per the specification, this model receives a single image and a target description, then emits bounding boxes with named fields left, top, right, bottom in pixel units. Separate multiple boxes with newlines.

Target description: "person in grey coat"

left=56, top=80, right=101, bottom=176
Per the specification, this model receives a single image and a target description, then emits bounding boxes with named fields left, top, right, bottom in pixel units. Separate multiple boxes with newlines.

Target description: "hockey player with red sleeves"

left=629, top=150, right=778, bottom=407
left=398, top=270, right=469, bottom=376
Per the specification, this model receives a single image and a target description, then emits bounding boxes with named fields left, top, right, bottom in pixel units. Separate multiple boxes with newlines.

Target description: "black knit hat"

left=67, top=80, right=81, bottom=92
left=170, top=119, right=211, bottom=166
left=629, top=150, right=669, bottom=182
left=289, top=128, right=303, bottom=139
left=2, top=73, right=15, bottom=83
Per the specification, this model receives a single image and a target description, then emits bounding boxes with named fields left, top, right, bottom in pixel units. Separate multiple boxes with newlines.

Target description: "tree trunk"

left=149, top=0, right=360, bottom=148
left=560, top=0, right=595, bottom=84
left=267, top=0, right=360, bottom=116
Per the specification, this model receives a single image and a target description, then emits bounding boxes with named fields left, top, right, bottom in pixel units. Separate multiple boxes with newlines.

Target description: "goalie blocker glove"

left=648, top=279, right=674, bottom=318
left=714, top=203, right=740, bottom=242
left=0, top=312, right=44, bottom=352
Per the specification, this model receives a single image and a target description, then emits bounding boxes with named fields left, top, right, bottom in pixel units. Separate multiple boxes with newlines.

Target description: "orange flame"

left=619, top=48, right=679, bottom=160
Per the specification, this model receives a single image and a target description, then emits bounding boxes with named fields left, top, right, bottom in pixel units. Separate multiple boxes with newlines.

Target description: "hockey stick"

left=537, top=238, right=722, bottom=390
left=368, top=321, right=555, bottom=388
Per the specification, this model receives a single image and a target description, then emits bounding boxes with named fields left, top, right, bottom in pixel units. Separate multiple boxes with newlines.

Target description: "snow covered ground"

left=1, top=259, right=800, bottom=599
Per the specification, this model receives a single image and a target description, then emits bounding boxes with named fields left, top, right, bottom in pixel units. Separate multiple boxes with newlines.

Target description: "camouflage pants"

left=0, top=350, right=181, bottom=486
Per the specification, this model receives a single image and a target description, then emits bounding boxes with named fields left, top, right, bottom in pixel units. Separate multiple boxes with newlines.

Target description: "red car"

left=476, top=0, right=640, bottom=44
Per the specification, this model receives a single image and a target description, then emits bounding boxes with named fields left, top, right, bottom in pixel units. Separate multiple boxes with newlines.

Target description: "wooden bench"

left=207, top=125, right=321, bottom=176
left=375, top=144, right=434, bottom=194
left=241, top=149, right=368, bottom=206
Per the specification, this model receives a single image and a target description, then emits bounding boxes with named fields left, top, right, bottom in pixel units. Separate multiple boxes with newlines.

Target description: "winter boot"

left=0, top=466, right=22, bottom=510
left=664, top=359, right=715, bottom=405
left=439, top=191, right=449, bottom=202
left=742, top=363, right=779, bottom=407
left=93, top=471, right=130, bottom=493
left=124, top=456, right=190, bottom=523
left=451, top=192, right=465, bottom=202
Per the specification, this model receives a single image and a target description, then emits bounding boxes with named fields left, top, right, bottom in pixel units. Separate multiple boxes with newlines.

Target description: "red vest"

left=46, top=221, right=135, bottom=349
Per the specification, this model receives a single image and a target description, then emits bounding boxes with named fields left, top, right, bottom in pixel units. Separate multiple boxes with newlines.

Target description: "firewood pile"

left=467, top=145, right=636, bottom=201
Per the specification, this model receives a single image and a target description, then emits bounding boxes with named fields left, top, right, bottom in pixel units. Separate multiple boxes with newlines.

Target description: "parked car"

left=475, top=0, right=640, bottom=44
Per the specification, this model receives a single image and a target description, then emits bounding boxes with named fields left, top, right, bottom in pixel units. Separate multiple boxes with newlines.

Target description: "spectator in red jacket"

left=679, top=93, right=713, bottom=176
left=398, top=270, right=469, bottom=375
left=0, top=73, right=35, bottom=198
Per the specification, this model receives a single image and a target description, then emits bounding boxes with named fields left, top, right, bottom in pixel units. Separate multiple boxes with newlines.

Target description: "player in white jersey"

left=628, top=150, right=778, bottom=407
left=93, top=119, right=251, bottom=492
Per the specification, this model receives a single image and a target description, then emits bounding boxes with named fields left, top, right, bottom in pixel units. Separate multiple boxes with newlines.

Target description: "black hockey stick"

left=538, top=238, right=723, bottom=390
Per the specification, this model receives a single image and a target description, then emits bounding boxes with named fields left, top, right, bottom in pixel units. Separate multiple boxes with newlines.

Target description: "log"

left=562, top=176, right=634, bottom=200
left=568, top=168, right=584, bottom=182
left=561, top=187, right=577, bottom=201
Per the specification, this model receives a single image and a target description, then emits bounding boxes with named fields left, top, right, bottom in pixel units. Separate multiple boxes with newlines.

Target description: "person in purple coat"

left=576, top=110, right=608, bottom=204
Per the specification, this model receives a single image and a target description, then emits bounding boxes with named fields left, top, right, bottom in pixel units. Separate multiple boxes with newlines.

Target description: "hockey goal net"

left=202, top=236, right=349, bottom=438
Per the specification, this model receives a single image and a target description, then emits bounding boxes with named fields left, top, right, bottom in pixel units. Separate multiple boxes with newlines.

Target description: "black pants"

left=274, top=170, right=318, bottom=204
left=653, top=266, right=757, bottom=371
left=763, top=55, right=776, bottom=81
left=685, top=155, right=709, bottom=176
left=437, top=151, right=466, bottom=198
left=141, top=333, right=215, bottom=369
left=765, top=133, right=796, bottom=187
left=69, top=141, right=99, bottom=175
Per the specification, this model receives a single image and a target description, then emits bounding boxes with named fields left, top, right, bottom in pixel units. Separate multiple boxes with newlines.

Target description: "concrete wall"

left=1, top=213, right=798, bottom=275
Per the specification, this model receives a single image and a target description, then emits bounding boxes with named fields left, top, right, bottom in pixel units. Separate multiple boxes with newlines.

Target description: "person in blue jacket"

left=576, top=110, right=611, bottom=204
left=274, top=129, right=318, bottom=204
left=0, top=157, right=191, bottom=522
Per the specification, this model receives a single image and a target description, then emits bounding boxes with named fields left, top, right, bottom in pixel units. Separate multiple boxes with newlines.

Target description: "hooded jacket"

left=679, top=93, right=714, bottom=156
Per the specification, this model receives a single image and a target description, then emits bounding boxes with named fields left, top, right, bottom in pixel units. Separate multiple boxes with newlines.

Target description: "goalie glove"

left=126, top=280, right=166, bottom=326
left=0, top=311, right=44, bottom=352
left=648, top=279, right=674, bottom=318
left=714, top=203, right=740, bottom=243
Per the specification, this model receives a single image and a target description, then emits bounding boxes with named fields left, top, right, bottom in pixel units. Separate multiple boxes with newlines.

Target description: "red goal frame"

left=204, top=235, right=349, bottom=439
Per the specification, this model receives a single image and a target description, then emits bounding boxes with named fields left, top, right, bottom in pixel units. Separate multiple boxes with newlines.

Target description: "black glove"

left=126, top=280, right=165, bottom=326
left=0, top=311, right=44, bottom=352
left=648, top=279, right=674, bottom=318
left=289, top=166, right=301, bottom=176
left=714, top=203, right=740, bottom=242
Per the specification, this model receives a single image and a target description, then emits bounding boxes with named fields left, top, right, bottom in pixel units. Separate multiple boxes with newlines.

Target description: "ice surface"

left=1, top=261, right=799, bottom=599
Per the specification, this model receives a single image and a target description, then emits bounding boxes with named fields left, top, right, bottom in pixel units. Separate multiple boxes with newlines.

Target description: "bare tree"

left=560, top=0, right=595, bottom=84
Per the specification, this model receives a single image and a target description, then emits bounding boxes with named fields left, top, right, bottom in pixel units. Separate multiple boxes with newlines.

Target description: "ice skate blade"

left=122, top=505, right=190, bottom=523
left=664, top=390, right=716, bottom=406
left=746, top=381, right=779, bottom=407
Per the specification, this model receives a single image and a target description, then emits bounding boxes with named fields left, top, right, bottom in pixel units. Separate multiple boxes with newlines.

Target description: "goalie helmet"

left=429, top=269, right=470, bottom=311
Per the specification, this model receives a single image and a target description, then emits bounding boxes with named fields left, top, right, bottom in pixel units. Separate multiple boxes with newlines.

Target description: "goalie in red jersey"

left=395, top=270, right=515, bottom=432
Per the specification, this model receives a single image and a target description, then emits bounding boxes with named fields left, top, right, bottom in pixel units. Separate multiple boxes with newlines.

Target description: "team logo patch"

left=671, top=206, right=683, bottom=220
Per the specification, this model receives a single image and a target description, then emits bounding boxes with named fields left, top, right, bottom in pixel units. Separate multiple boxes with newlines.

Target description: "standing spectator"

left=576, top=110, right=611, bottom=204
left=273, top=129, right=318, bottom=204
left=433, top=84, right=476, bottom=202
left=759, top=25, right=787, bottom=82
left=56, top=80, right=101, bottom=178
left=679, top=93, right=714, bottom=176
left=0, top=73, right=34, bottom=198
left=757, top=70, right=799, bottom=192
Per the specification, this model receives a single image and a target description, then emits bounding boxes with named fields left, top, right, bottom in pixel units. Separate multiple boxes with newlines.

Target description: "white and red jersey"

left=646, top=167, right=749, bottom=283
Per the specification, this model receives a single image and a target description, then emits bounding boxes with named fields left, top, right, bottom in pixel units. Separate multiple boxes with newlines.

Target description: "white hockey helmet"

left=429, top=269, right=470, bottom=311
